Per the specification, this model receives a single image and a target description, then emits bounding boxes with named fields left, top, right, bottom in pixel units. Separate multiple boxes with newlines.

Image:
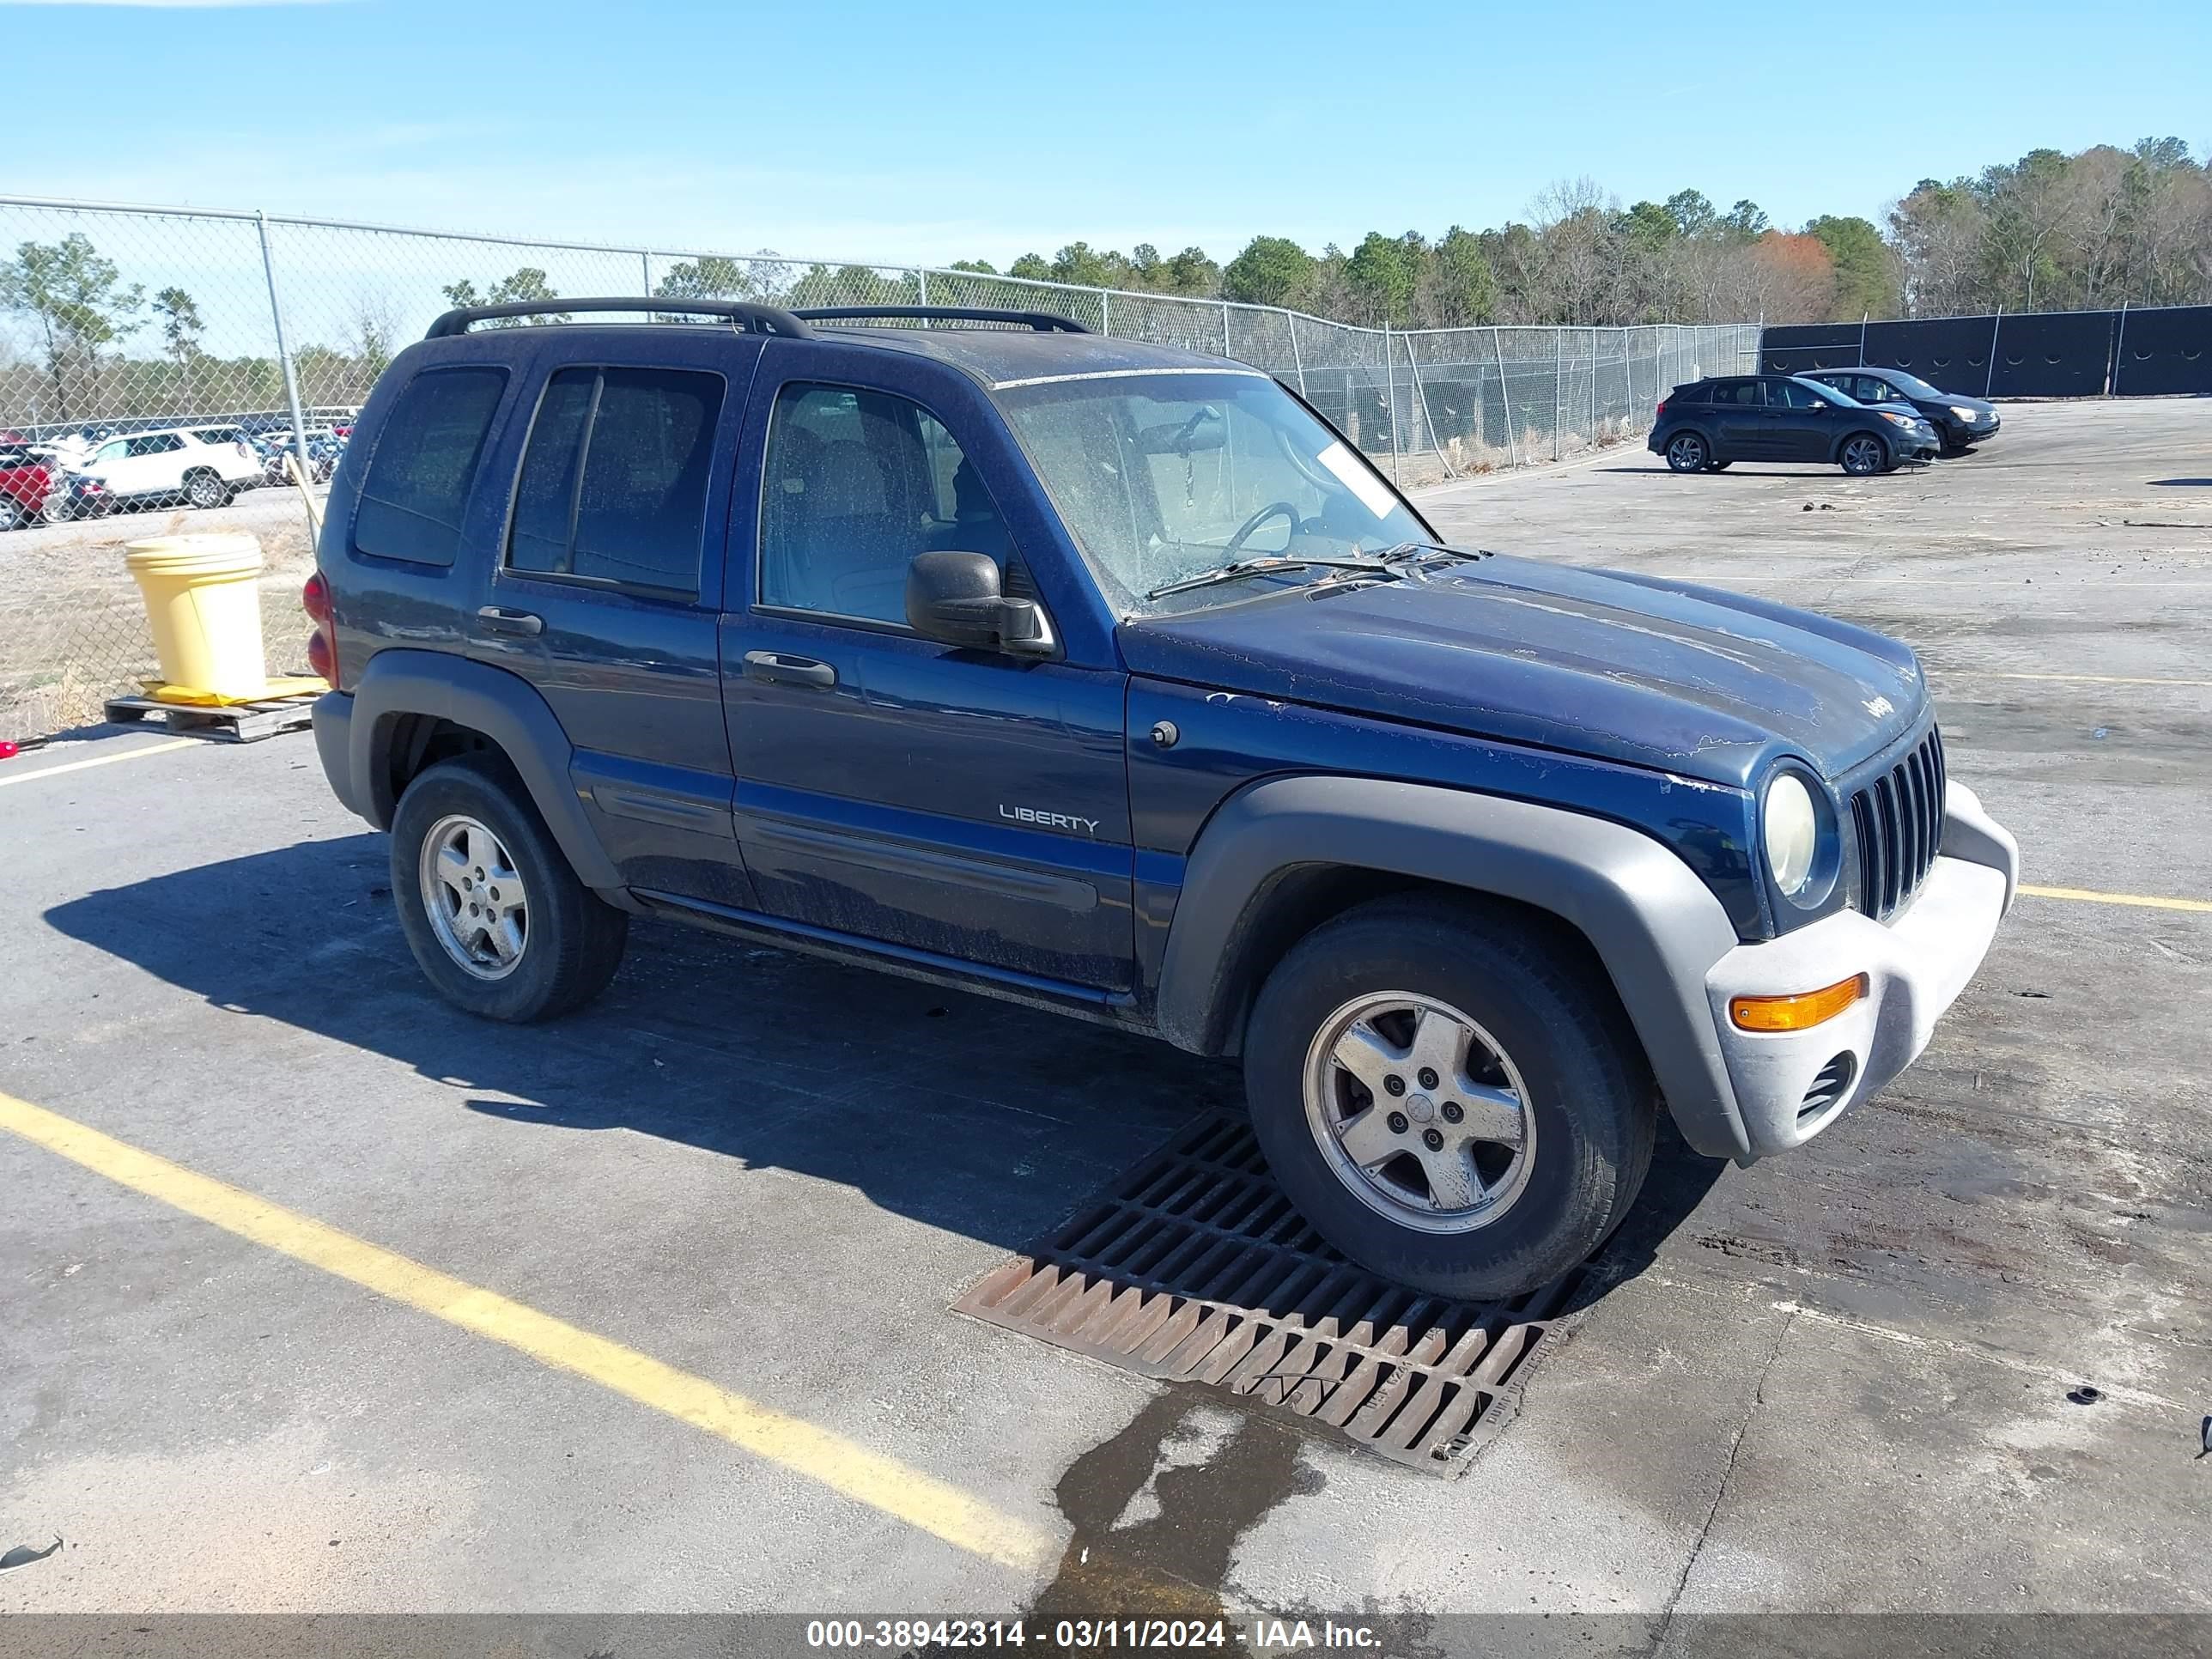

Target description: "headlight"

left=1763, top=774, right=1819, bottom=897
left=1879, top=410, right=1914, bottom=428
left=1949, top=405, right=1978, bottom=423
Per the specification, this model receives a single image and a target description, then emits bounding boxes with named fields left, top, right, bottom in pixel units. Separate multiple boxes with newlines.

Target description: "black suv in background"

left=1796, top=368, right=2000, bottom=456
left=1650, top=374, right=1938, bottom=476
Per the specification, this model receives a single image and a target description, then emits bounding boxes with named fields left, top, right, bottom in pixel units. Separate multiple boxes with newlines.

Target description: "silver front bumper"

left=1705, top=781, right=2019, bottom=1158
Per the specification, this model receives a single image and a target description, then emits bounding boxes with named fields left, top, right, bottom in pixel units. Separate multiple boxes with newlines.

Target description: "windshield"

left=1800, top=376, right=1863, bottom=406
left=1879, top=369, right=1942, bottom=400
left=995, top=371, right=1429, bottom=615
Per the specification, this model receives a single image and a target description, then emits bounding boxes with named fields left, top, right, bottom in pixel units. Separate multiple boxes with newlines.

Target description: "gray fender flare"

left=1152, top=775, right=1753, bottom=1161
left=343, top=649, right=623, bottom=892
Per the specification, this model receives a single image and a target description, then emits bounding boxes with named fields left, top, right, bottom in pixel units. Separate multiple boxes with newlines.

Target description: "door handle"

left=743, top=649, right=836, bottom=689
left=476, top=605, right=544, bottom=637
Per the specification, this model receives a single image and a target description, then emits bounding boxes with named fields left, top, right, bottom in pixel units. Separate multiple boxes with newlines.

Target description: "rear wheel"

left=390, top=756, right=628, bottom=1022
left=1839, top=433, right=1887, bottom=476
left=0, top=495, right=24, bottom=531
left=1243, top=896, right=1656, bottom=1299
left=1664, top=431, right=1710, bottom=473
left=182, top=469, right=226, bottom=509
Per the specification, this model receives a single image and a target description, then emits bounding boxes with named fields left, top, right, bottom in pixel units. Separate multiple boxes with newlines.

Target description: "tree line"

left=5, top=137, right=2208, bottom=423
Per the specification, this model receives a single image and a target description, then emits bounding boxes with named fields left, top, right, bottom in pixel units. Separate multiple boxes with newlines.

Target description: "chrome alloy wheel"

left=1302, top=992, right=1536, bottom=1234
left=418, top=813, right=528, bottom=980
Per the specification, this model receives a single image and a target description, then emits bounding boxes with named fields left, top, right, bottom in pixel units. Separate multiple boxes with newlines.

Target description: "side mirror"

left=905, top=551, right=1050, bottom=655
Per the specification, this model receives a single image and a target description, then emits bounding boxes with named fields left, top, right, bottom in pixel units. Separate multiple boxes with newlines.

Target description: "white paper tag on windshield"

left=1316, top=440, right=1397, bottom=521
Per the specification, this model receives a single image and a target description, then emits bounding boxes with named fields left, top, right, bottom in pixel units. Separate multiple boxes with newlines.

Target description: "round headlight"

left=1764, top=774, right=1819, bottom=897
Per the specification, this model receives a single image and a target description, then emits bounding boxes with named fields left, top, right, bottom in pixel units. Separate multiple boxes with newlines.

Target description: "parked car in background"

left=74, top=424, right=264, bottom=510
left=0, top=434, right=52, bottom=530
left=1796, top=368, right=2000, bottom=457
left=1651, top=375, right=1939, bottom=476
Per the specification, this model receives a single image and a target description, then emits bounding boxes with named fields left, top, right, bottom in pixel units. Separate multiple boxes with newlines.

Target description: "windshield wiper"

left=1146, top=555, right=1399, bottom=601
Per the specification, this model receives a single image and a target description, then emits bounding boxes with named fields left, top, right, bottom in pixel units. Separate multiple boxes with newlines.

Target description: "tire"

left=1839, top=433, right=1887, bottom=476
left=0, top=495, right=23, bottom=532
left=389, top=756, right=629, bottom=1022
left=1702, top=459, right=1731, bottom=472
left=1663, top=430, right=1709, bottom=473
left=182, top=469, right=226, bottom=509
left=1243, top=895, right=1656, bottom=1299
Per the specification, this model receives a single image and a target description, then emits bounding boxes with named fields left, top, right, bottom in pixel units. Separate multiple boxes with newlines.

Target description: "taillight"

left=302, top=570, right=339, bottom=689
left=1655, top=398, right=1668, bottom=417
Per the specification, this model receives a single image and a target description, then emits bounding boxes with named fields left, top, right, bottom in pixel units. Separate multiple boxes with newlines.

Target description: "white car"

left=75, top=425, right=264, bottom=510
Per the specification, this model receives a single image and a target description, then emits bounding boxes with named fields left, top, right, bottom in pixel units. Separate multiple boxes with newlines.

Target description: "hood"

left=1117, top=555, right=1927, bottom=789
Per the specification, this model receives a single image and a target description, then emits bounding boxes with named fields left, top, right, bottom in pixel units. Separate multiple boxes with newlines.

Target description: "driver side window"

left=758, top=383, right=1009, bottom=627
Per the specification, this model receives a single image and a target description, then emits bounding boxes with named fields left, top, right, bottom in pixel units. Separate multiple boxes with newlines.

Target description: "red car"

left=0, top=434, right=52, bottom=531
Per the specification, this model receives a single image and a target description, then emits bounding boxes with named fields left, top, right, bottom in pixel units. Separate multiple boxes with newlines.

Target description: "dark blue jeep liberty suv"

left=308, top=298, right=2021, bottom=1297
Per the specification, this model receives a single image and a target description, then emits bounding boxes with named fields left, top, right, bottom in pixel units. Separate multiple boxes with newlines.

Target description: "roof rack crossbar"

left=422, top=297, right=817, bottom=340
left=792, top=305, right=1093, bottom=334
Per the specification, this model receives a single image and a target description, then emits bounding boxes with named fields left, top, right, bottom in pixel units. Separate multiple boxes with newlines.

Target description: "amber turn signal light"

left=1729, top=974, right=1869, bottom=1032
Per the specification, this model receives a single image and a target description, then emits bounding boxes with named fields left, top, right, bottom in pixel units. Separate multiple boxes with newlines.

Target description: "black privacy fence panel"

left=1760, top=306, right=2212, bottom=398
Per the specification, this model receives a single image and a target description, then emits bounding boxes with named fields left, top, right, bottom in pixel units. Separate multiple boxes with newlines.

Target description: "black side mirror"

left=905, top=551, right=1050, bottom=654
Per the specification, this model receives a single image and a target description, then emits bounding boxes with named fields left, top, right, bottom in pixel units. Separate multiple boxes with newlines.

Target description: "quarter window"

left=505, top=367, right=724, bottom=598
left=758, top=383, right=1008, bottom=626
left=354, top=367, right=507, bottom=567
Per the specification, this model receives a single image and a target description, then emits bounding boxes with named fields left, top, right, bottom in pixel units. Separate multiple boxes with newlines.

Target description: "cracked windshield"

left=999, top=371, right=1429, bottom=612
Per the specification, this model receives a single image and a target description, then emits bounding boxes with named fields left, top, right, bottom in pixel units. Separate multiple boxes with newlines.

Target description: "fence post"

left=1404, top=331, right=1456, bottom=480
left=1857, top=311, right=1869, bottom=366
left=1285, top=308, right=1308, bottom=396
left=1492, top=326, right=1516, bottom=468
left=2108, top=301, right=2128, bottom=395
left=1984, top=306, right=2002, bottom=398
left=1553, top=328, right=1564, bottom=461
left=1099, top=289, right=1109, bottom=337
left=253, top=210, right=311, bottom=479
left=917, top=268, right=929, bottom=307
left=1382, top=322, right=1400, bottom=479
left=641, top=249, right=653, bottom=295
left=1221, top=301, right=1233, bottom=359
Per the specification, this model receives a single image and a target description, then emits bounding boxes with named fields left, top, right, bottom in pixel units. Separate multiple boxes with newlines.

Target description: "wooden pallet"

left=103, top=690, right=318, bottom=744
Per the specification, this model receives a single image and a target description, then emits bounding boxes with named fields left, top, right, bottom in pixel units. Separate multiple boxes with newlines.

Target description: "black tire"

left=0, top=495, right=24, bottom=531
left=1243, top=895, right=1656, bottom=1299
left=1663, top=430, right=1709, bottom=473
left=182, top=469, right=226, bottom=509
left=389, top=755, right=628, bottom=1022
left=1702, top=459, right=1731, bottom=472
left=1838, top=433, right=1887, bottom=476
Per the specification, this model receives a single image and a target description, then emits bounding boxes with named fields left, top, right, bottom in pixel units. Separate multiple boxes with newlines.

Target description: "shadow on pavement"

left=45, top=830, right=1724, bottom=1297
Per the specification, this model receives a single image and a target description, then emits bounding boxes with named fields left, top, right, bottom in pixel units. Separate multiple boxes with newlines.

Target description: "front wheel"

left=390, top=756, right=629, bottom=1022
left=1664, top=431, right=1710, bottom=473
left=183, top=470, right=226, bottom=509
left=1243, top=896, right=1656, bottom=1299
left=1839, top=433, right=1887, bottom=476
left=0, top=495, right=24, bottom=531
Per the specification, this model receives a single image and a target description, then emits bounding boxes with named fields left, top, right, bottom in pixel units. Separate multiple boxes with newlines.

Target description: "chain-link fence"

left=0, top=194, right=1759, bottom=738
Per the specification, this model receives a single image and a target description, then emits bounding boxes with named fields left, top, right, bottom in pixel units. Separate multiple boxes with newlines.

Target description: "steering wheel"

left=1224, top=500, right=1301, bottom=556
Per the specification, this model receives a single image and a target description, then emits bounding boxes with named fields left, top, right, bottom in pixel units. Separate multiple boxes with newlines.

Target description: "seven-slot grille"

left=1850, top=726, right=1946, bottom=921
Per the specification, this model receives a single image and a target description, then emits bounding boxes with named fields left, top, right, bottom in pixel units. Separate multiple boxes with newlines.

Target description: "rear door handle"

left=477, top=605, right=544, bottom=637
left=743, top=649, right=836, bottom=689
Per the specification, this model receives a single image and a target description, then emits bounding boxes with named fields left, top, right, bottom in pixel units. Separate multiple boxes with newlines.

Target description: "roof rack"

left=423, top=297, right=817, bottom=339
left=793, top=305, right=1092, bottom=334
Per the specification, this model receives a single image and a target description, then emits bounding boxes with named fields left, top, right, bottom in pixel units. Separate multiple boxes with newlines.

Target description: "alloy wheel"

left=417, top=814, right=530, bottom=980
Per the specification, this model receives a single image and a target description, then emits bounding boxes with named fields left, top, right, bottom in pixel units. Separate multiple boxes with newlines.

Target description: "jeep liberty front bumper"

left=1706, top=780, right=2018, bottom=1159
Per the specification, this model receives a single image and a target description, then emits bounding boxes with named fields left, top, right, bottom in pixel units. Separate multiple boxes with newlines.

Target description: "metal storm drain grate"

left=954, top=1111, right=1581, bottom=1475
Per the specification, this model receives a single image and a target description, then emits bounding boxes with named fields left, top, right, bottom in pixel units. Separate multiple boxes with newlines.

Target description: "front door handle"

left=743, top=649, right=836, bottom=689
left=477, top=605, right=544, bottom=637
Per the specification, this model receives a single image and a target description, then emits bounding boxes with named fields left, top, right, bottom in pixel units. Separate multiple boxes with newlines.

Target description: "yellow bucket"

left=123, top=534, right=270, bottom=703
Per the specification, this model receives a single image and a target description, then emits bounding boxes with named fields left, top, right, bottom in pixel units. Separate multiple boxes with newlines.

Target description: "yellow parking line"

left=2018, top=884, right=2212, bottom=914
left=0, top=1090, right=1053, bottom=1572
left=0, top=737, right=200, bottom=789
left=1932, top=670, right=2212, bottom=689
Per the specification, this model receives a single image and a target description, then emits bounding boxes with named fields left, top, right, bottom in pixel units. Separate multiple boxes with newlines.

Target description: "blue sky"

left=6, top=0, right=2209, bottom=269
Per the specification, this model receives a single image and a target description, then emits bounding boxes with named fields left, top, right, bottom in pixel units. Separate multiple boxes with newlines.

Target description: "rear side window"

left=1709, top=381, right=1761, bottom=406
left=1671, top=384, right=1711, bottom=404
left=505, top=367, right=724, bottom=598
left=354, top=367, right=507, bottom=567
